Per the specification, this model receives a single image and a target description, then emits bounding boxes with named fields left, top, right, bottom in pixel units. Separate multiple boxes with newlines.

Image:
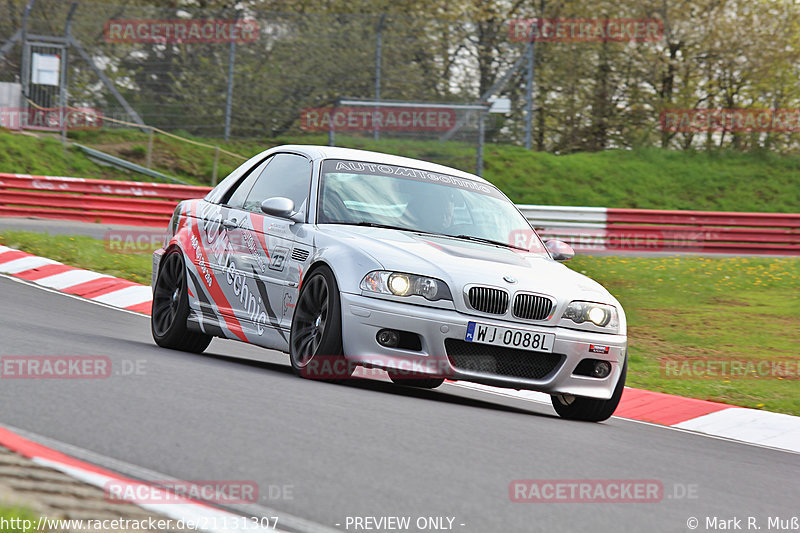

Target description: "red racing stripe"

left=186, top=202, right=248, bottom=342
left=247, top=212, right=271, bottom=260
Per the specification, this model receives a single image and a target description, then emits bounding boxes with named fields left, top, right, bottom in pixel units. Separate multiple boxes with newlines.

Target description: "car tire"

left=151, top=249, right=212, bottom=353
left=550, top=359, right=627, bottom=422
left=290, top=266, right=354, bottom=381
left=387, top=373, right=445, bottom=389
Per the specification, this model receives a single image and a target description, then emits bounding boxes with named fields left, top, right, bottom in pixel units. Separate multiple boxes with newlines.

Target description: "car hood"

left=318, top=226, right=618, bottom=308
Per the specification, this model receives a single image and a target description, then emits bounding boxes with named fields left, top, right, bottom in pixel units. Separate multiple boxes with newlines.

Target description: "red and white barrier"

left=0, top=173, right=210, bottom=228
left=1, top=174, right=798, bottom=254
left=519, top=205, right=800, bottom=255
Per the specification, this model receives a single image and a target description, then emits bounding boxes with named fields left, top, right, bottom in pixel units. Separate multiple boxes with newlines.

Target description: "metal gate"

left=20, top=40, right=67, bottom=128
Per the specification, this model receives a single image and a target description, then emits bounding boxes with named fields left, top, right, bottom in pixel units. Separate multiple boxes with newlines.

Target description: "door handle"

left=223, top=218, right=239, bottom=230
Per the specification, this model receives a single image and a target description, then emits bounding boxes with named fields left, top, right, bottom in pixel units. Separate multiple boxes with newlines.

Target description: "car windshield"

left=317, top=159, right=547, bottom=254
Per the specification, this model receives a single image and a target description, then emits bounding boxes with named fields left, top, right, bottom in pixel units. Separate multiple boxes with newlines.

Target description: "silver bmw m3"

left=151, top=145, right=628, bottom=421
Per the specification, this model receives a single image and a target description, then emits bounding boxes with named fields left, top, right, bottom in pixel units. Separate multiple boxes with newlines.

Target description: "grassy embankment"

left=2, top=128, right=799, bottom=212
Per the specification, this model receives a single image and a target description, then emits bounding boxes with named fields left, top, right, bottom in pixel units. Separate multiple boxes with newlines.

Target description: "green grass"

left=2, top=128, right=800, bottom=212
left=3, top=228, right=798, bottom=414
left=0, top=130, right=118, bottom=180
left=0, top=231, right=153, bottom=285
left=0, top=505, right=42, bottom=532
left=568, top=255, right=800, bottom=415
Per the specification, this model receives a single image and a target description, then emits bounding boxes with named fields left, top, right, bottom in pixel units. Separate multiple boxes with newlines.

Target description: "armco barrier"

left=1, top=175, right=798, bottom=254
left=518, top=205, right=800, bottom=255
left=0, top=173, right=210, bottom=227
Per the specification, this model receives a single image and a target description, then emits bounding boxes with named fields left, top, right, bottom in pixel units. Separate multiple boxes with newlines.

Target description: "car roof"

left=274, top=144, right=491, bottom=185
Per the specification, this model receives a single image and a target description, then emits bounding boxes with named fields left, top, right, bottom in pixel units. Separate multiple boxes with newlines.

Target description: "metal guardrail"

left=73, top=144, right=190, bottom=185
left=0, top=176, right=798, bottom=254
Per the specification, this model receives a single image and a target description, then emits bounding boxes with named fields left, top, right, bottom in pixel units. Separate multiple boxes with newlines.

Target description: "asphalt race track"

left=1, top=274, right=798, bottom=533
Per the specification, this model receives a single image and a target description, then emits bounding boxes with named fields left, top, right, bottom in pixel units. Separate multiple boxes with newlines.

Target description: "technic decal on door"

left=181, top=200, right=306, bottom=341
left=248, top=264, right=286, bottom=342
left=179, top=202, right=248, bottom=342
left=185, top=201, right=270, bottom=337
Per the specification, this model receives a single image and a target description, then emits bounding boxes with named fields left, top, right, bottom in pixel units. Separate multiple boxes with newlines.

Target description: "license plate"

left=465, top=322, right=555, bottom=353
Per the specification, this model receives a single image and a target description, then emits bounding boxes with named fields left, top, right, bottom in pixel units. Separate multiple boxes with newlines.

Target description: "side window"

left=206, top=156, right=258, bottom=204
left=225, top=157, right=272, bottom=208
left=242, top=154, right=312, bottom=214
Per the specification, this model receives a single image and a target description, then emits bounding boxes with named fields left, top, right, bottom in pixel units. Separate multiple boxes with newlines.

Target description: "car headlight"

left=561, top=301, right=619, bottom=332
left=360, top=271, right=452, bottom=301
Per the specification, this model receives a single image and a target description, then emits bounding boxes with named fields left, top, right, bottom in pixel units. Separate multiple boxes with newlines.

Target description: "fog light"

left=377, top=329, right=400, bottom=348
left=592, top=361, right=612, bottom=378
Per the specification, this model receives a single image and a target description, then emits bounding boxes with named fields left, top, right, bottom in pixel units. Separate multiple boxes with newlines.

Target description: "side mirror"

left=261, top=197, right=303, bottom=222
left=545, top=239, right=575, bottom=261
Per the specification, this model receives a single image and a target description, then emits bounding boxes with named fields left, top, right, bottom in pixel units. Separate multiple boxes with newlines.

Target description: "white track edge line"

left=446, top=382, right=800, bottom=456
left=0, top=273, right=149, bottom=318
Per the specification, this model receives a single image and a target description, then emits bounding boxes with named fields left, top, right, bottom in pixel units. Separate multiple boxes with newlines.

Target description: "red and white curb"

left=0, top=426, right=300, bottom=533
left=0, top=245, right=152, bottom=314
left=1, top=245, right=798, bottom=455
left=455, top=383, right=800, bottom=453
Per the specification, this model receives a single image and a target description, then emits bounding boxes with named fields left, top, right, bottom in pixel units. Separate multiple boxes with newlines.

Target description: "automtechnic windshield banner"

left=322, top=159, right=504, bottom=199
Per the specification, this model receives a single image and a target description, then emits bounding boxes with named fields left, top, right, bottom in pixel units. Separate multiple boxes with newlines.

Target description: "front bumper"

left=340, top=292, right=627, bottom=400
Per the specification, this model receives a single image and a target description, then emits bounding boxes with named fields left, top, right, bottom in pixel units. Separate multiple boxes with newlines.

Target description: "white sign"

left=488, top=96, right=511, bottom=114
left=31, top=53, right=60, bottom=86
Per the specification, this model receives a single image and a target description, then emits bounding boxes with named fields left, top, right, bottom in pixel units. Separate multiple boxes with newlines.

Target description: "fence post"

left=20, top=0, right=35, bottom=107
left=61, top=2, right=78, bottom=149
left=328, top=103, right=336, bottom=146
left=524, top=39, right=535, bottom=150
left=146, top=127, right=154, bottom=168
left=373, top=13, right=386, bottom=141
left=212, top=146, right=220, bottom=185
left=223, top=11, right=239, bottom=141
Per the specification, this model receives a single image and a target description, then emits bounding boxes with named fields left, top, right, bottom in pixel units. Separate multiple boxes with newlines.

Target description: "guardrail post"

left=146, top=128, right=153, bottom=169
left=212, top=146, right=220, bottom=185
left=223, top=11, right=239, bottom=142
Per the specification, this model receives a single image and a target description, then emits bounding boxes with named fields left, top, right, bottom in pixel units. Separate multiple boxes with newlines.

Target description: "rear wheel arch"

left=151, top=247, right=212, bottom=353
